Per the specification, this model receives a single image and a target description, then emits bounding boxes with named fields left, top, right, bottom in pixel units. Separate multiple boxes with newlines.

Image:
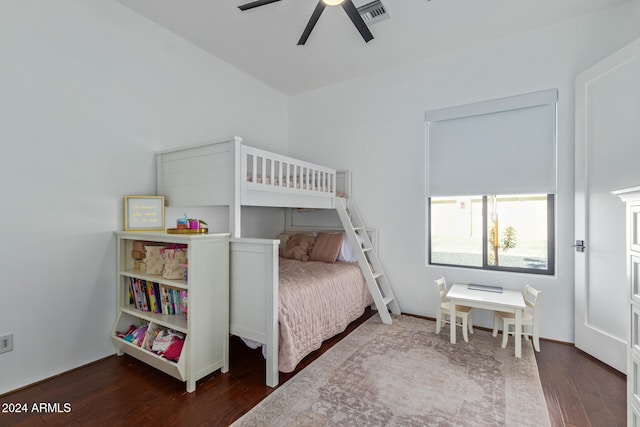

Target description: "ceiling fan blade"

left=297, top=1, right=326, bottom=45
left=238, top=0, right=282, bottom=11
left=341, top=0, right=374, bottom=43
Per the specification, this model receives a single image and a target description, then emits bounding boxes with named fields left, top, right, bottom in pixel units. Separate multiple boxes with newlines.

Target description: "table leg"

left=515, top=308, right=522, bottom=358
left=450, top=301, right=456, bottom=344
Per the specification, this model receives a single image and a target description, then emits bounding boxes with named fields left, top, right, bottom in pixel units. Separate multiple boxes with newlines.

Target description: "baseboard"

left=400, top=311, right=574, bottom=346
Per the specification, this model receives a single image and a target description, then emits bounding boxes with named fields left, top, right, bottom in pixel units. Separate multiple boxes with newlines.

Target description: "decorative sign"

left=124, top=196, right=165, bottom=231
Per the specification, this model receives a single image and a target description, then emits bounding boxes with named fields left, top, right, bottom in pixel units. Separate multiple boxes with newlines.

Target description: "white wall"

left=0, top=1, right=287, bottom=395
left=288, top=1, right=640, bottom=342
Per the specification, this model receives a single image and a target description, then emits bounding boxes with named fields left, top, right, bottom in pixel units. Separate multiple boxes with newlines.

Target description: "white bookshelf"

left=111, top=231, right=230, bottom=392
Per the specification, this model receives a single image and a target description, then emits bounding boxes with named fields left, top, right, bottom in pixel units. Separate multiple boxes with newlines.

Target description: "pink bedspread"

left=278, top=258, right=373, bottom=373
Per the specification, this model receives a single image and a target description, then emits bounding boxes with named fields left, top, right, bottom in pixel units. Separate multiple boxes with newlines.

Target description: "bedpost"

left=229, top=238, right=280, bottom=387
left=231, top=136, right=242, bottom=237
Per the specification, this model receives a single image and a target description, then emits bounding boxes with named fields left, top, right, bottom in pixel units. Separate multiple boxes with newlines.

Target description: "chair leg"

left=435, top=308, right=442, bottom=334
left=492, top=314, right=499, bottom=337
left=462, top=315, right=469, bottom=342
left=533, top=325, right=540, bottom=352
left=501, top=322, right=509, bottom=348
left=468, top=314, right=474, bottom=334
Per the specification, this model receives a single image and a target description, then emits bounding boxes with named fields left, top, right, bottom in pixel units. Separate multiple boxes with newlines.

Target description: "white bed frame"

left=156, top=136, right=345, bottom=387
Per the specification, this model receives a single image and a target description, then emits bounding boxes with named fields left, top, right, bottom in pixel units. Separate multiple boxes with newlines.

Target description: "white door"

left=575, top=38, right=640, bottom=373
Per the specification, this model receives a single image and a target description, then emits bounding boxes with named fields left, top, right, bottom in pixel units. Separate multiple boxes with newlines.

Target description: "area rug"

left=232, top=314, right=550, bottom=427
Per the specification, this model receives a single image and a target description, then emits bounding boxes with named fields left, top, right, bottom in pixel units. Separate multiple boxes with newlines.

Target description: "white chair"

left=434, top=277, right=474, bottom=342
left=492, top=285, right=541, bottom=352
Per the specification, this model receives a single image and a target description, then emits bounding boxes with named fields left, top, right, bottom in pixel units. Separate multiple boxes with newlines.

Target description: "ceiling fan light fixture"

left=240, top=0, right=374, bottom=45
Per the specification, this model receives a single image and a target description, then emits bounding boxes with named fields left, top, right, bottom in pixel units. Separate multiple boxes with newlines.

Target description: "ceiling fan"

left=238, top=0, right=374, bottom=45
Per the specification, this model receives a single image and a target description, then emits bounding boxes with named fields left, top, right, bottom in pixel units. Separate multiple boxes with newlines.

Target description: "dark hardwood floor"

left=535, top=337, right=626, bottom=427
left=0, top=309, right=626, bottom=426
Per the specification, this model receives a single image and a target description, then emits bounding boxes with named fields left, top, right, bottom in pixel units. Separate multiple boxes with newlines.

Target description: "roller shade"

left=426, top=89, right=557, bottom=197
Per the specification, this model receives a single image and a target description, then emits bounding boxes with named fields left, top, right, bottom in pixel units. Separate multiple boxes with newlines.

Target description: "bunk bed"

left=156, top=136, right=395, bottom=387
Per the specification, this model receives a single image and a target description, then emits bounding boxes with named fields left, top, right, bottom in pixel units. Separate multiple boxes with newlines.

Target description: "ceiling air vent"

left=356, top=0, right=389, bottom=26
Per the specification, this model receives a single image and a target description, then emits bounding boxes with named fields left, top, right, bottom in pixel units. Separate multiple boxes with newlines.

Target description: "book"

left=147, top=280, right=158, bottom=313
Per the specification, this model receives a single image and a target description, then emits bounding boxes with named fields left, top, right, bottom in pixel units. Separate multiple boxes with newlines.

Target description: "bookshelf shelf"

left=111, top=231, right=230, bottom=392
left=119, top=270, right=188, bottom=290
left=120, top=306, right=188, bottom=332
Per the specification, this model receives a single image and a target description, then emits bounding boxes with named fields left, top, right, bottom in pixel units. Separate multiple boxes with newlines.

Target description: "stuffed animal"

left=279, top=233, right=315, bottom=261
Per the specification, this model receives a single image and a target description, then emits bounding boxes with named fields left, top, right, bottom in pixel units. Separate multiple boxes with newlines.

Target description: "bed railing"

left=242, top=145, right=336, bottom=196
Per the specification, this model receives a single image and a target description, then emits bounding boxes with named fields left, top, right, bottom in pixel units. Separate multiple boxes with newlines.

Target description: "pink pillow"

left=309, top=232, right=344, bottom=263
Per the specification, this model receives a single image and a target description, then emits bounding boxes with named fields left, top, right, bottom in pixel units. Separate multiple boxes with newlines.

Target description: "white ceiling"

left=116, top=0, right=630, bottom=95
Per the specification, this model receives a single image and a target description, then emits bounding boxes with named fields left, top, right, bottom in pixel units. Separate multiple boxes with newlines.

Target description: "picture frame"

left=124, top=196, right=165, bottom=231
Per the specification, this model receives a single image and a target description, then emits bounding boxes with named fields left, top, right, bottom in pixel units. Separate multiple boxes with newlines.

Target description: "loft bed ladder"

left=335, top=197, right=400, bottom=324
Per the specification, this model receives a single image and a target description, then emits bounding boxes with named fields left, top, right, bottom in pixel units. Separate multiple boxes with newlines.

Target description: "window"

left=429, top=194, right=555, bottom=274
left=425, top=89, right=557, bottom=275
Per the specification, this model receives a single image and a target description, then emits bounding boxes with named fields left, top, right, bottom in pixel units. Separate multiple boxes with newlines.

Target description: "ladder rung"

left=363, top=247, right=372, bottom=252
left=383, top=296, right=395, bottom=306
left=372, top=272, right=384, bottom=279
left=353, top=226, right=365, bottom=231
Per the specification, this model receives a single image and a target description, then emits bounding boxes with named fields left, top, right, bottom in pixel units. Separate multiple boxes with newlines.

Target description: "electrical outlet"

left=0, top=333, right=13, bottom=354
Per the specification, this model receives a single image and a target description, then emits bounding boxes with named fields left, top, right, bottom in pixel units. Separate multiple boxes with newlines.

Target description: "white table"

left=446, top=283, right=527, bottom=357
